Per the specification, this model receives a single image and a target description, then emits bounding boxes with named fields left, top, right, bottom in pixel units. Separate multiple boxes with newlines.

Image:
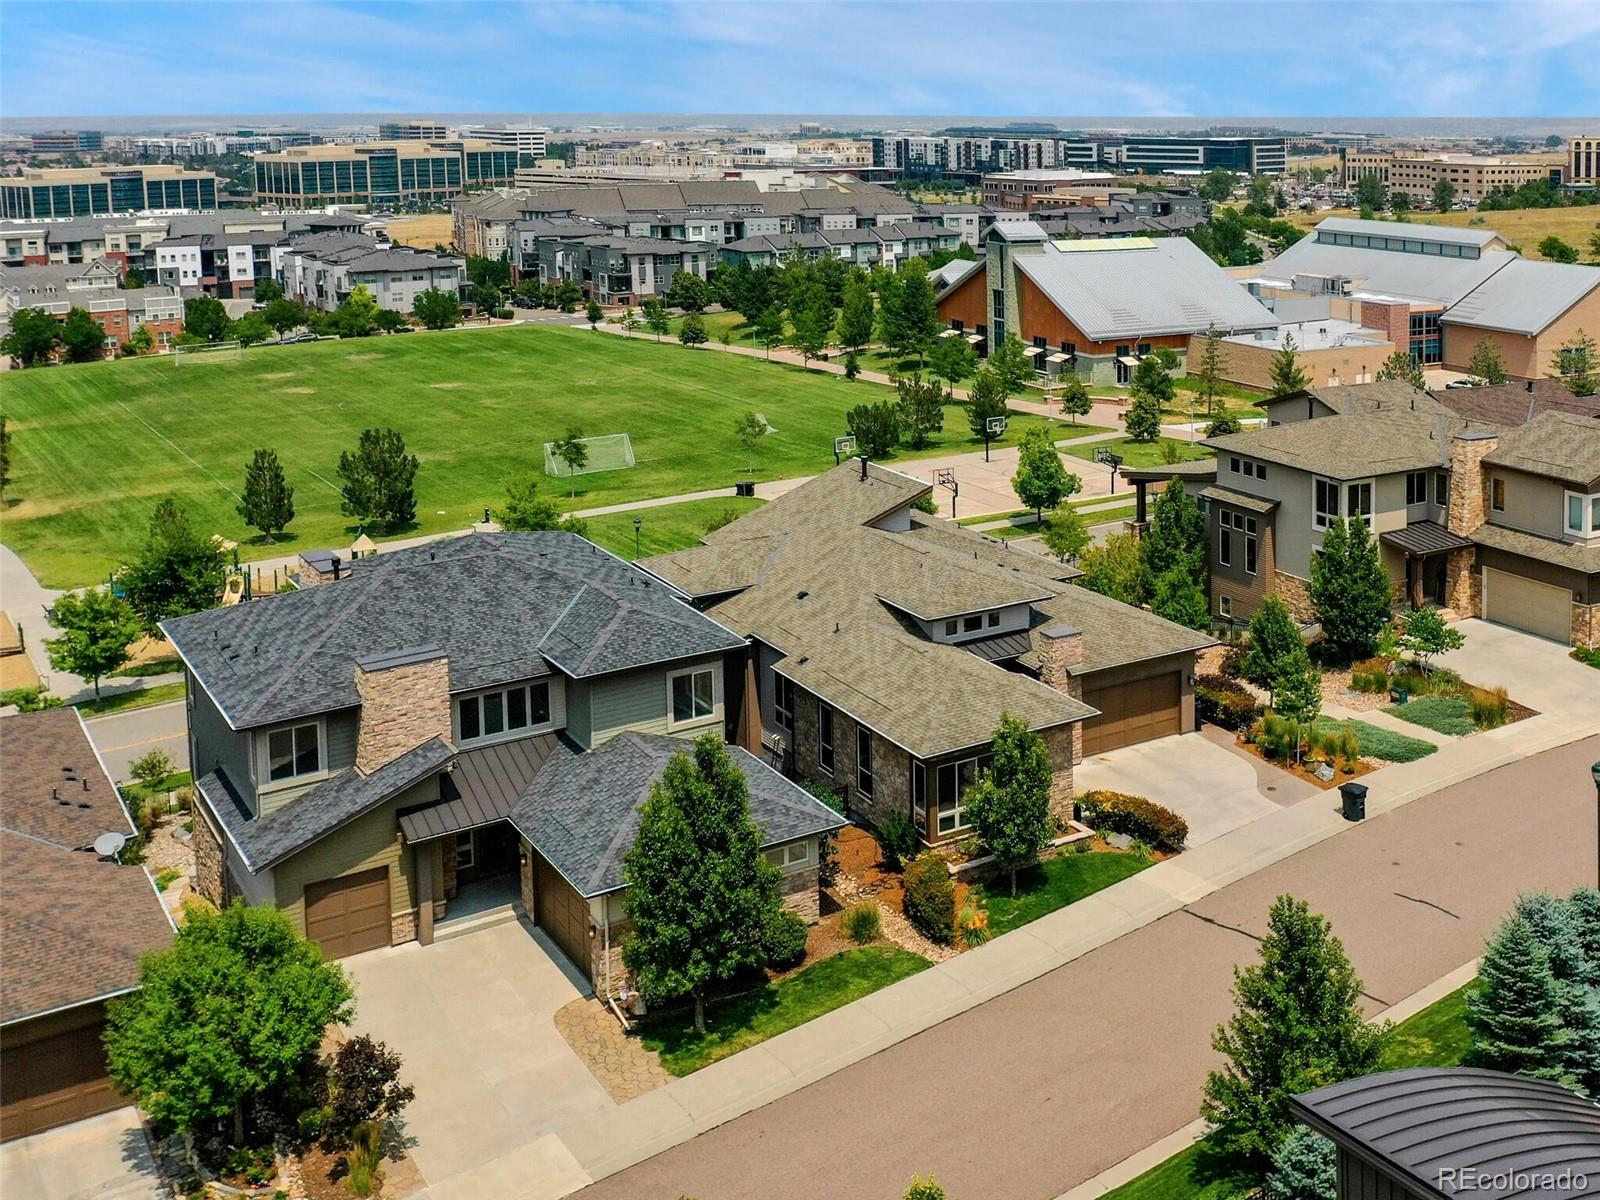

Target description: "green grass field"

left=1061, top=436, right=1214, bottom=469
left=581, top=496, right=765, bottom=560
left=0, top=325, right=1053, bottom=587
left=974, top=851, right=1151, bottom=936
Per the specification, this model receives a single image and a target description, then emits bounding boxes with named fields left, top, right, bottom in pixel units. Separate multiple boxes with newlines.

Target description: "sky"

left=2, top=0, right=1599, bottom=121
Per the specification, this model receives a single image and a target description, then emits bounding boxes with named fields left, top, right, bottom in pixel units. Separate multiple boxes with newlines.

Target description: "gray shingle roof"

left=164, top=533, right=746, bottom=730
left=508, top=732, right=845, bottom=897
left=1482, top=410, right=1600, bottom=488
left=197, top=736, right=453, bottom=872
left=1204, top=409, right=1464, bottom=479
left=1290, top=1068, right=1600, bottom=1200
left=1444, top=257, right=1600, bottom=336
left=1200, top=484, right=1280, bottom=513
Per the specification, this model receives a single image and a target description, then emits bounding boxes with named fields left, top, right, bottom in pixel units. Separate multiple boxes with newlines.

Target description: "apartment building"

left=720, top=222, right=961, bottom=269
left=253, top=141, right=518, bottom=208
left=28, top=130, right=103, bottom=154
left=0, top=261, right=185, bottom=356
left=1340, top=149, right=1561, bottom=202
left=0, top=165, right=220, bottom=219
left=278, top=232, right=466, bottom=312
left=981, top=169, right=1120, bottom=210
left=517, top=226, right=711, bottom=304
left=377, top=120, right=449, bottom=141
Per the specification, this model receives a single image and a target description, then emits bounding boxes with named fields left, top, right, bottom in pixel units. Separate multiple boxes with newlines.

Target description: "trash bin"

left=1340, top=781, right=1368, bottom=822
left=1389, top=686, right=1408, bottom=704
left=734, top=480, right=755, bottom=498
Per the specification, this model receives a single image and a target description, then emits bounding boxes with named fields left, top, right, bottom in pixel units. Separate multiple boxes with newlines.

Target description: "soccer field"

left=0, top=324, right=1044, bottom=587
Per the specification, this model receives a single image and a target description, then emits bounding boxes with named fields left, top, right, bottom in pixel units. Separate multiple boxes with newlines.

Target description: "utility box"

left=1340, top=781, right=1368, bottom=822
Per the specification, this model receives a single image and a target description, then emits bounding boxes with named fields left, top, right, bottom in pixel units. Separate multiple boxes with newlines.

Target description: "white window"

left=1219, top=596, right=1232, bottom=619
left=764, top=840, right=811, bottom=869
left=1218, top=519, right=1232, bottom=567
left=1406, top=471, right=1428, bottom=505
left=818, top=704, right=834, bottom=774
left=1566, top=491, right=1600, bottom=538
left=457, top=681, right=552, bottom=743
left=264, top=720, right=321, bottom=784
left=670, top=666, right=717, bottom=727
left=773, top=672, right=794, bottom=735
left=935, top=753, right=990, bottom=835
left=912, top=762, right=927, bottom=831
left=1344, top=480, right=1373, bottom=521
left=963, top=614, right=983, bottom=633
left=1313, top=478, right=1340, bottom=530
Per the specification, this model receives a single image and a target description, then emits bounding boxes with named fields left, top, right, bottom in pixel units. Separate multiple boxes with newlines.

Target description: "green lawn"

left=121, top=769, right=193, bottom=802
left=581, top=496, right=765, bottom=561
left=637, top=946, right=930, bottom=1076
left=1385, top=695, right=1476, bottom=737
left=110, top=658, right=183, bottom=679
left=1, top=325, right=1051, bottom=588
left=1061, top=436, right=1214, bottom=470
left=974, top=851, right=1151, bottom=936
left=1312, top=717, right=1438, bottom=763
left=76, top=681, right=186, bottom=718
left=1380, top=983, right=1476, bottom=1070
left=980, top=505, right=1139, bottom=541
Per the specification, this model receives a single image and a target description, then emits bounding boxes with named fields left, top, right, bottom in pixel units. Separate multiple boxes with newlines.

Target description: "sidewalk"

left=544, top=697, right=1598, bottom=1196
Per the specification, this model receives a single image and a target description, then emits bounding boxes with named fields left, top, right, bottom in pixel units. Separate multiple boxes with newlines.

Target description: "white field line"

left=111, top=398, right=242, bottom=503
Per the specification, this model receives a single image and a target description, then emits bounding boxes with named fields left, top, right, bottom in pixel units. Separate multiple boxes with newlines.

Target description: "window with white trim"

left=1405, top=471, right=1428, bottom=505
left=773, top=672, right=794, bottom=735
left=1345, top=480, right=1372, bottom=521
left=763, top=840, right=811, bottom=869
left=671, top=666, right=717, bottom=727
left=935, top=753, right=991, bottom=835
left=457, top=681, right=552, bottom=744
left=1218, top=595, right=1232, bottom=619
left=265, top=720, right=321, bottom=784
left=1245, top=517, right=1258, bottom=576
left=912, top=762, right=927, bottom=831
left=1314, top=477, right=1340, bottom=530
left=856, top=726, right=874, bottom=798
left=1218, top=517, right=1232, bottom=566
left=1565, top=491, right=1600, bottom=538
left=818, top=703, right=834, bottom=774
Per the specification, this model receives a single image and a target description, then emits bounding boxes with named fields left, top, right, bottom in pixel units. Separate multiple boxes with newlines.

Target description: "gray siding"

left=1485, top=467, right=1566, bottom=540
left=325, top=709, right=359, bottom=771
left=588, top=656, right=724, bottom=746
left=187, top=669, right=255, bottom=814
left=564, top=678, right=593, bottom=748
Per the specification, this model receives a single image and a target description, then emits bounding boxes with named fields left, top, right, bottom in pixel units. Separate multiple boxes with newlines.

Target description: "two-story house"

left=639, top=461, right=1215, bottom=845
left=162, top=534, right=842, bottom=989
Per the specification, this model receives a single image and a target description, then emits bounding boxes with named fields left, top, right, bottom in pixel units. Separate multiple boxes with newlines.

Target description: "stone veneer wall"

left=353, top=653, right=452, bottom=775
left=1040, top=725, right=1075, bottom=821
left=391, top=911, right=416, bottom=944
left=1271, top=571, right=1317, bottom=622
left=442, top=837, right=458, bottom=899
left=1447, top=433, right=1500, bottom=534
left=519, top=838, right=536, bottom=917
left=192, top=805, right=226, bottom=906
left=779, top=865, right=822, bottom=922
left=1443, top=548, right=1482, bottom=616
left=1036, top=624, right=1086, bottom=764
left=1575, top=601, right=1600, bottom=651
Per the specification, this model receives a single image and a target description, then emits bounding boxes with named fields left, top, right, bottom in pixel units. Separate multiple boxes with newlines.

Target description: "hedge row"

left=1078, top=790, right=1189, bottom=852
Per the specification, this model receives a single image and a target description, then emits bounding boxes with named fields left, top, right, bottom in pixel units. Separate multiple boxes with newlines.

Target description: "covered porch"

left=1380, top=521, right=1475, bottom=610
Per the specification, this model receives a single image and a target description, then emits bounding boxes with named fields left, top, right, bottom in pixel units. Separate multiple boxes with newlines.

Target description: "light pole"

left=633, top=517, right=642, bottom=559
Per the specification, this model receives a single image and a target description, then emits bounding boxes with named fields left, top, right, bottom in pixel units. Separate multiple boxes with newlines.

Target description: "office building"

left=1341, top=150, right=1561, bottom=202
left=981, top=168, right=1120, bottom=210
left=253, top=141, right=518, bottom=208
left=377, top=120, right=450, bottom=141
left=0, top=165, right=220, bottom=219
left=28, top=130, right=103, bottom=155
left=458, top=125, right=548, bottom=158
left=1565, top=135, right=1600, bottom=186
left=1115, top=135, right=1286, bottom=175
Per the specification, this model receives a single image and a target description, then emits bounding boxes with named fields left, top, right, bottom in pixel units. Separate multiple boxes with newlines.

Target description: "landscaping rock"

left=1314, top=762, right=1336, bottom=782
left=1105, top=832, right=1134, bottom=850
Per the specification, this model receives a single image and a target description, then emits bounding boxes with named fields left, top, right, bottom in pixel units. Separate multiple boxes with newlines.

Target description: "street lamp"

left=633, top=516, right=643, bottom=559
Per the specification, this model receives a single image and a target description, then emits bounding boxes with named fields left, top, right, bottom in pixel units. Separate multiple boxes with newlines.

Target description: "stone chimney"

left=354, top=646, right=451, bottom=776
left=1445, top=430, right=1501, bottom=536
left=1038, top=624, right=1087, bottom=765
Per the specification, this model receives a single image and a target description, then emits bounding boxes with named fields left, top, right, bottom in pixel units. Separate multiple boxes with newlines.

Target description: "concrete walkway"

left=0, top=1106, right=163, bottom=1200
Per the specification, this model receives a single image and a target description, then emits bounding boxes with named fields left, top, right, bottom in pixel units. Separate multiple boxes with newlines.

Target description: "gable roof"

left=1205, top=405, right=1477, bottom=480
left=1443, top=257, right=1600, bottom=336
left=1014, top=237, right=1277, bottom=340
left=164, top=533, right=746, bottom=731
left=1433, top=378, right=1600, bottom=426
left=1482, top=410, right=1600, bottom=488
left=930, top=258, right=983, bottom=293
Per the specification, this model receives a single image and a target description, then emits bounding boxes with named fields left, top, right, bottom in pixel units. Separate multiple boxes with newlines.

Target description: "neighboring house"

left=639, top=461, right=1214, bottom=845
left=0, top=709, right=174, bottom=1141
left=0, top=261, right=185, bottom=357
left=162, top=533, right=841, bottom=989
left=1290, top=1068, right=1600, bottom=1200
left=719, top=222, right=962, bottom=269
left=277, top=232, right=466, bottom=313
left=524, top=231, right=712, bottom=305
left=935, top=222, right=1276, bottom=384
left=1202, top=381, right=1600, bottom=648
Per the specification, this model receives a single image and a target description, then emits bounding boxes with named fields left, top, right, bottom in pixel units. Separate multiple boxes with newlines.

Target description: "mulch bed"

left=294, top=1143, right=376, bottom=1200
left=1233, top=736, right=1377, bottom=790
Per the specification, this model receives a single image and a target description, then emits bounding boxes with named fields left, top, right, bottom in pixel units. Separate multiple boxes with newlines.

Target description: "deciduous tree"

left=1, top=307, right=60, bottom=366
left=263, top=297, right=308, bottom=339
left=337, top=428, right=419, bottom=531
left=735, top=411, right=768, bottom=474
left=929, top=333, right=975, bottom=399
left=668, top=269, right=710, bottom=312
left=500, top=472, right=565, bottom=531
left=1538, top=235, right=1579, bottom=264
left=183, top=295, right=230, bottom=342
left=1059, top=375, right=1093, bottom=424
left=1432, top=178, right=1457, bottom=213
left=963, top=713, right=1055, bottom=897
left=119, top=498, right=229, bottom=632
left=60, top=307, right=108, bottom=362
left=964, top=367, right=1009, bottom=439
left=678, top=312, right=708, bottom=346
left=1042, top=505, right=1091, bottom=563
left=1395, top=606, right=1463, bottom=672
left=642, top=297, right=670, bottom=341
left=837, top=274, right=876, bottom=352
left=1077, top=532, right=1143, bottom=605
left=1012, top=425, right=1079, bottom=520
left=411, top=287, right=461, bottom=330
left=1241, top=596, right=1302, bottom=704
left=43, top=589, right=141, bottom=698
left=987, top=333, right=1033, bottom=397
left=237, top=449, right=295, bottom=542
left=551, top=428, right=588, bottom=498
left=895, top=373, right=945, bottom=450
left=752, top=304, right=786, bottom=359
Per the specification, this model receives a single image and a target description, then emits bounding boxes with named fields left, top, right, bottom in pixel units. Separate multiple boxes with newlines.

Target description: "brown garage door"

left=1, top=1011, right=122, bottom=1141
left=1082, top=671, right=1182, bottom=756
left=304, top=867, right=391, bottom=959
left=534, top=853, right=592, bottom=981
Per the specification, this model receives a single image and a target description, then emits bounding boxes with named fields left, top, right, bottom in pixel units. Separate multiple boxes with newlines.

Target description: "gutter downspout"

left=601, top=903, right=631, bottom=1031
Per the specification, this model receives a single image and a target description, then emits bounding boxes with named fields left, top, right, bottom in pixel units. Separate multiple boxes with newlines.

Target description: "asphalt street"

left=87, top=702, right=189, bottom=782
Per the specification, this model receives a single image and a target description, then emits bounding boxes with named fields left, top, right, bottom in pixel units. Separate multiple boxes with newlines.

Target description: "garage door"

left=534, top=853, right=591, bottom=981
left=304, top=867, right=391, bottom=959
left=1484, top=569, right=1571, bottom=644
left=1082, top=671, right=1182, bottom=756
left=1, top=1015, right=122, bottom=1141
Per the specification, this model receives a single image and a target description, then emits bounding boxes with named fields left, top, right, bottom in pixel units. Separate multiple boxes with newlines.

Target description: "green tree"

left=1354, top=173, right=1387, bottom=212
left=892, top=263, right=940, bottom=363
left=1269, top=332, right=1310, bottom=397
left=1, top=307, right=60, bottom=366
left=752, top=304, right=786, bottom=359
left=1058, top=375, right=1093, bottom=424
left=904, top=1176, right=950, bottom=1200
left=896, top=374, right=945, bottom=450
left=127, top=324, right=155, bottom=356
left=622, top=735, right=783, bottom=1032
left=411, top=287, right=461, bottom=330
left=183, top=295, right=230, bottom=342
left=1273, top=645, right=1323, bottom=758
left=1376, top=349, right=1425, bottom=390
left=237, top=448, right=295, bottom=542
left=1202, top=895, right=1388, bottom=1172
left=1513, top=892, right=1600, bottom=1095
left=472, top=281, right=503, bottom=315
left=253, top=278, right=284, bottom=304
left=1150, top=566, right=1211, bottom=630
left=228, top=311, right=272, bottom=347
left=965, top=367, right=1009, bottom=439
left=929, top=333, right=976, bottom=399
left=1199, top=167, right=1236, bottom=202
left=59, top=307, right=107, bottom=363
left=1538, top=235, right=1579, bottom=264
left=1012, top=425, right=1079, bottom=520
left=500, top=472, right=564, bottom=531
left=337, top=428, right=419, bottom=532
left=642, top=297, right=670, bottom=341
left=0, top=414, right=11, bottom=498
left=1192, top=324, right=1231, bottom=415
left=1077, top=532, right=1143, bottom=604
left=837, top=274, right=876, bottom=352
left=334, top=285, right=381, bottom=337
left=1268, top=1127, right=1338, bottom=1200
left=964, top=712, right=1055, bottom=897
left=1388, top=189, right=1412, bottom=217
left=846, top=401, right=902, bottom=457
left=1139, top=478, right=1205, bottom=596
left=735, top=411, right=768, bottom=474
left=1432, top=177, right=1457, bottom=213
left=1124, top=390, right=1163, bottom=443
left=787, top=287, right=835, bottom=366
left=466, top=255, right=510, bottom=289
left=1309, top=517, right=1390, bottom=661
left=118, top=498, right=229, bottom=632
left=1465, top=913, right=1574, bottom=1083
left=1241, top=596, right=1303, bottom=704
left=668, top=269, right=710, bottom=312
left=1042, top=505, right=1091, bottom=563
left=105, top=902, right=353, bottom=1139
left=129, top=749, right=175, bottom=793
left=678, top=312, right=709, bottom=347
left=585, top=298, right=604, bottom=328
left=551, top=427, right=589, bottom=497
left=1550, top=329, right=1598, bottom=396
left=1207, top=412, right=1243, bottom=436
left=1590, top=230, right=1600, bottom=264
left=553, top=280, right=583, bottom=313
left=1466, top=337, right=1508, bottom=385
left=43, top=589, right=141, bottom=698
left=263, top=297, right=307, bottom=339
left=122, top=267, right=147, bottom=290
left=987, top=333, right=1033, bottom=397
left=1396, top=606, right=1464, bottom=672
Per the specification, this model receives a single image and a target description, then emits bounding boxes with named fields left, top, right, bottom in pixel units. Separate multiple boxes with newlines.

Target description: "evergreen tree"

left=1309, top=517, right=1390, bottom=661
left=988, top=334, right=1033, bottom=397
left=1193, top=324, right=1230, bottom=415
left=1514, top=893, right=1600, bottom=1095
left=965, top=367, right=1009, bottom=439
left=1203, top=895, right=1388, bottom=1172
left=846, top=401, right=902, bottom=457
left=622, top=736, right=783, bottom=1032
left=43, top=589, right=141, bottom=698
left=1242, top=596, right=1303, bottom=705
left=1568, top=886, right=1600, bottom=984
left=1124, top=391, right=1163, bottom=443
left=1376, top=349, right=1425, bottom=390
left=1466, top=338, right=1508, bottom=385
left=1550, top=330, right=1598, bottom=397
left=0, top=414, right=10, bottom=498
left=337, top=427, right=419, bottom=531
left=1269, top=333, right=1310, bottom=397
left=1139, top=479, right=1206, bottom=602
left=1012, top=425, right=1079, bottom=520
left=1465, top=913, right=1574, bottom=1084
left=237, top=449, right=295, bottom=542
left=118, top=498, right=229, bottom=632
left=837, top=274, right=876, bottom=352
left=1267, top=1127, right=1338, bottom=1200
left=60, top=307, right=108, bottom=362
left=963, top=713, right=1055, bottom=897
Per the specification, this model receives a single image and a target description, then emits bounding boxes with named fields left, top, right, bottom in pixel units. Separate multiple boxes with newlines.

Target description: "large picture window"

left=671, top=667, right=717, bottom=727
left=856, top=727, right=874, bottom=798
left=458, top=681, right=552, bottom=743
left=818, top=704, right=834, bottom=774
left=935, top=753, right=992, bottom=835
left=266, top=721, right=321, bottom=784
left=1566, top=491, right=1600, bottom=538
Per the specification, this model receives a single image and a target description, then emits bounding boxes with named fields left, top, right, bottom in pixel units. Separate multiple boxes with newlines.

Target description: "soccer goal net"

left=172, top=340, right=243, bottom=365
left=543, top=432, right=637, bottom=477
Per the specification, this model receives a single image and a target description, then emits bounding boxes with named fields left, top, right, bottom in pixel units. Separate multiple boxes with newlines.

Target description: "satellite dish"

left=92, top=831, right=127, bottom=860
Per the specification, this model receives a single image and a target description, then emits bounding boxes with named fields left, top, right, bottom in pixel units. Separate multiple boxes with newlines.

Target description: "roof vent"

left=797, top=590, right=809, bottom=600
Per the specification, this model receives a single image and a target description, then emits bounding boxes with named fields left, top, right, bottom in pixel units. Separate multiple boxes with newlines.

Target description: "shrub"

left=1254, top=712, right=1300, bottom=761
left=155, top=868, right=181, bottom=892
left=905, top=1177, right=950, bottom=1200
left=875, top=809, right=920, bottom=872
left=1268, top=1126, right=1338, bottom=1200
left=1195, top=674, right=1260, bottom=730
left=841, top=901, right=882, bottom=945
left=1572, top=646, right=1600, bottom=669
left=1387, top=694, right=1475, bottom=737
left=1350, top=657, right=1390, bottom=692
left=761, top=908, right=809, bottom=969
left=802, top=782, right=844, bottom=885
left=324, top=1035, right=414, bottom=1150
left=1312, top=717, right=1437, bottom=764
left=494, top=307, right=514, bottom=320
left=902, top=851, right=956, bottom=943
left=1078, top=790, right=1189, bottom=852
left=957, top=900, right=991, bottom=948
left=344, top=1121, right=383, bottom=1197
left=0, top=685, right=63, bottom=712
left=1467, top=685, right=1510, bottom=729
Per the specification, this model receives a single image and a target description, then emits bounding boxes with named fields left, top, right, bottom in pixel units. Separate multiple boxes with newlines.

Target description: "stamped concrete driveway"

left=0, top=1107, right=162, bottom=1200
left=342, top=918, right=613, bottom=1200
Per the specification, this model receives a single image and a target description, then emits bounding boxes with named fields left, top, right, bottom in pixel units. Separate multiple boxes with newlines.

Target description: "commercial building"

left=28, top=130, right=103, bottom=155
left=1218, top=320, right=1394, bottom=391
left=253, top=141, right=518, bottom=208
left=1340, top=149, right=1561, bottom=202
left=1114, top=134, right=1286, bottom=176
left=981, top=168, right=1120, bottom=210
left=1565, top=134, right=1600, bottom=186
left=0, top=165, right=220, bottom=219
left=377, top=120, right=449, bottom=141
left=458, top=124, right=549, bottom=158
left=0, top=260, right=185, bottom=357
left=277, top=231, right=465, bottom=312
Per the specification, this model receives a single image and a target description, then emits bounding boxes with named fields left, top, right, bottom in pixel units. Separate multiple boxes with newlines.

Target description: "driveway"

left=342, top=917, right=613, bottom=1200
left=0, top=1107, right=162, bottom=1200
left=1072, top=729, right=1297, bottom=846
left=1435, top=618, right=1600, bottom=720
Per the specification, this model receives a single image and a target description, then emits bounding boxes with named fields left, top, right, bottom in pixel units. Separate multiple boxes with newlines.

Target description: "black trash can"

left=1340, top=781, right=1368, bottom=822
left=734, top=480, right=755, bottom=498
